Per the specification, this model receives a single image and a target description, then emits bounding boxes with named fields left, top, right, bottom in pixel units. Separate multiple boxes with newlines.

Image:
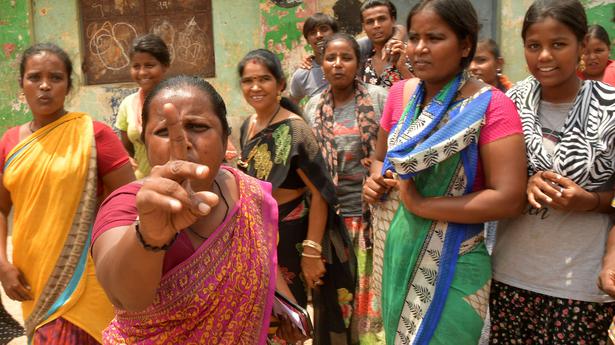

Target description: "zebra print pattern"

left=508, top=77, right=615, bottom=189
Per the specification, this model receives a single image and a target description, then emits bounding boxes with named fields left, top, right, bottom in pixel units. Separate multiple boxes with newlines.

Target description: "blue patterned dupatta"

left=381, top=73, right=493, bottom=344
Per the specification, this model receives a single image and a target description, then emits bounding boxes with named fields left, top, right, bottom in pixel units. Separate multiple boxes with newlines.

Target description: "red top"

left=380, top=79, right=523, bottom=189
left=92, top=182, right=196, bottom=274
left=602, top=60, right=615, bottom=86
left=578, top=60, right=615, bottom=87
left=0, top=121, right=130, bottom=195
left=92, top=167, right=246, bottom=275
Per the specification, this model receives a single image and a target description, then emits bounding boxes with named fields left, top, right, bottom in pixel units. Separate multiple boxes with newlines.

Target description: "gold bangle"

left=301, top=252, right=321, bottom=259
left=302, top=240, right=322, bottom=253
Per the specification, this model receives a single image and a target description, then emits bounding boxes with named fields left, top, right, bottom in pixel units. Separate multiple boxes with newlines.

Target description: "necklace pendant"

left=237, top=159, right=249, bottom=169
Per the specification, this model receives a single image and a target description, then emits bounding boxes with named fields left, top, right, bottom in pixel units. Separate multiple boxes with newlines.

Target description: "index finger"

left=163, top=103, right=187, bottom=161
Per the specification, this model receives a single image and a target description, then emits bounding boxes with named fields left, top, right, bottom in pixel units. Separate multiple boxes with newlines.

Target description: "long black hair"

left=587, top=24, right=611, bottom=47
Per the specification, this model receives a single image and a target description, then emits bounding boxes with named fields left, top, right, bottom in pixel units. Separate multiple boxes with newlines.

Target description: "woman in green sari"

left=379, top=0, right=527, bottom=343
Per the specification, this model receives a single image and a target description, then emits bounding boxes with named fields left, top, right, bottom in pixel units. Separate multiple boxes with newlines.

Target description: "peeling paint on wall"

left=103, top=86, right=138, bottom=131
left=0, top=1, right=32, bottom=133
left=260, top=1, right=310, bottom=56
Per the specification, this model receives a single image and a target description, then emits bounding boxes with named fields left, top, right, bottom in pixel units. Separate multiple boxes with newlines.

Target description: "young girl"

left=491, top=1, right=615, bottom=343
left=469, top=39, right=513, bottom=92
left=115, top=34, right=169, bottom=178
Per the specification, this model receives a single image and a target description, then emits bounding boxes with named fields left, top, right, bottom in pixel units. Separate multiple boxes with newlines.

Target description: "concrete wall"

left=0, top=0, right=264, bottom=140
left=1, top=0, right=613, bottom=136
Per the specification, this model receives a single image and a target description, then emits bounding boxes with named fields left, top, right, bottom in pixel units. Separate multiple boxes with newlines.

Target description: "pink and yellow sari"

left=103, top=168, right=278, bottom=344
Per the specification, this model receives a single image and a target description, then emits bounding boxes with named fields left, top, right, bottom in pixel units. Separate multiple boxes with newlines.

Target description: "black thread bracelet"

left=134, top=220, right=178, bottom=252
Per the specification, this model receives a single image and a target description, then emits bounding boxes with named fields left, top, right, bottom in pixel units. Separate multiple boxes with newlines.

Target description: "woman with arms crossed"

left=491, top=1, right=615, bottom=343
left=378, top=0, right=527, bottom=343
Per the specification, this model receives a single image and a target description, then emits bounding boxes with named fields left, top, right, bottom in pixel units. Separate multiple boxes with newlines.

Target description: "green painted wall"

left=500, top=0, right=615, bottom=82
left=259, top=0, right=326, bottom=83
left=0, top=0, right=32, bottom=133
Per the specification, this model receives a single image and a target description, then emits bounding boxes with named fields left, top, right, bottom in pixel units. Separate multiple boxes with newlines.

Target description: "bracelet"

left=588, top=191, right=601, bottom=212
left=302, top=240, right=322, bottom=253
left=301, top=252, right=322, bottom=259
left=134, top=219, right=178, bottom=252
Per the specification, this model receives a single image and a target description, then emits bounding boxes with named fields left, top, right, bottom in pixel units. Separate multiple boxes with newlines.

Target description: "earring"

left=276, top=92, right=282, bottom=103
left=496, top=68, right=502, bottom=76
left=578, top=55, right=586, bottom=72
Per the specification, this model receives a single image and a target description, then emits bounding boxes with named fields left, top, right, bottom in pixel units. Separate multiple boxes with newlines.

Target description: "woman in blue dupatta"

left=379, top=0, right=528, bottom=343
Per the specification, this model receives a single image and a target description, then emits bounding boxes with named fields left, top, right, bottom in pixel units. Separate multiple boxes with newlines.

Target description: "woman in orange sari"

left=0, top=43, right=135, bottom=344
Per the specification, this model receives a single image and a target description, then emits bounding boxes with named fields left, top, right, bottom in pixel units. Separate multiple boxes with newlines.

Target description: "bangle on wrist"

left=302, top=240, right=322, bottom=253
left=588, top=191, right=601, bottom=212
left=301, top=252, right=322, bottom=259
left=134, top=219, right=178, bottom=252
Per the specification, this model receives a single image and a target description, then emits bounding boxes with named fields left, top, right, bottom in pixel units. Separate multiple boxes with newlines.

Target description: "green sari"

left=382, top=73, right=492, bottom=344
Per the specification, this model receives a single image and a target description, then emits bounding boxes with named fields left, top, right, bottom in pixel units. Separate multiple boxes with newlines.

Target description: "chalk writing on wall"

left=79, top=0, right=215, bottom=85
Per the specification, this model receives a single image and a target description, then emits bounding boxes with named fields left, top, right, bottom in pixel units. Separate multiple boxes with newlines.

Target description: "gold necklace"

left=237, top=104, right=281, bottom=169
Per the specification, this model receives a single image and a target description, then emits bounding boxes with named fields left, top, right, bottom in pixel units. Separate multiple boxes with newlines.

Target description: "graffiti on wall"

left=262, top=0, right=363, bottom=81
left=80, top=0, right=215, bottom=85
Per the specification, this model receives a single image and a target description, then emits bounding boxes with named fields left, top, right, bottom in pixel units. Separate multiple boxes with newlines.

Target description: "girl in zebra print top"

left=491, top=1, right=615, bottom=344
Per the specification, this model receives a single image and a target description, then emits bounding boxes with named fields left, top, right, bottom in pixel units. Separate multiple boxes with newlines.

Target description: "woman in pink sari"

left=92, top=76, right=301, bottom=344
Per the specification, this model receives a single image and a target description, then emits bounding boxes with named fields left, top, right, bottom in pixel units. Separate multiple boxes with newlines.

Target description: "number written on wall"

left=80, top=0, right=215, bottom=85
